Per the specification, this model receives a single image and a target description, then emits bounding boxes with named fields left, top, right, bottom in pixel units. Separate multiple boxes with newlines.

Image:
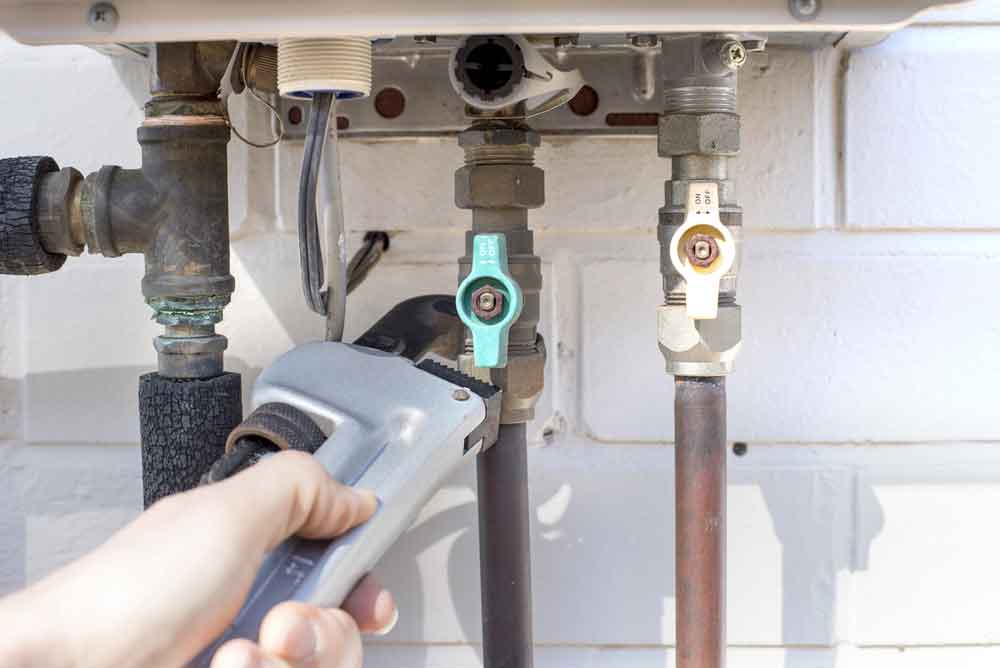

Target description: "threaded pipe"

left=663, top=86, right=737, bottom=114
left=278, top=38, right=373, bottom=99
left=464, top=144, right=536, bottom=166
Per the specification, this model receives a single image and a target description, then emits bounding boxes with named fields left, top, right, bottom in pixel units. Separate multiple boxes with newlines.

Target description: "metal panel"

left=282, top=43, right=670, bottom=138
left=0, top=0, right=962, bottom=46
left=277, top=40, right=830, bottom=138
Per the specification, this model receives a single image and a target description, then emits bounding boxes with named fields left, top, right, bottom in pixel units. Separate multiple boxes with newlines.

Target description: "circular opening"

left=569, top=85, right=600, bottom=116
left=374, top=87, right=406, bottom=119
left=461, top=39, right=516, bottom=95
left=733, top=442, right=748, bottom=457
left=336, top=116, right=350, bottom=131
left=287, top=106, right=303, bottom=126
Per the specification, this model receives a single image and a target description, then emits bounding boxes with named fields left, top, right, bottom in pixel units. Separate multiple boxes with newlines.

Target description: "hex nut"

left=685, top=233, right=720, bottom=268
left=458, top=336, right=547, bottom=423
left=471, top=284, right=505, bottom=320
left=458, top=126, right=541, bottom=149
left=455, top=163, right=545, bottom=209
left=666, top=179, right=736, bottom=208
left=491, top=340, right=546, bottom=423
left=658, top=113, right=740, bottom=157
left=657, top=304, right=741, bottom=376
left=37, top=167, right=85, bottom=256
left=697, top=306, right=742, bottom=353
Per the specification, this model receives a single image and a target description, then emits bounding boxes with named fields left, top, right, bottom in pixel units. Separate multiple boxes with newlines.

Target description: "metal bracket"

left=276, top=34, right=842, bottom=139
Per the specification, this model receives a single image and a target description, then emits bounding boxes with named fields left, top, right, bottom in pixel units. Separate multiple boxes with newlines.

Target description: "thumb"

left=205, top=450, right=378, bottom=553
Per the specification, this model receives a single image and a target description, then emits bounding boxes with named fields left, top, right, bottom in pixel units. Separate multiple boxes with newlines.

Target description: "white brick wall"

left=3, top=4, right=1000, bottom=665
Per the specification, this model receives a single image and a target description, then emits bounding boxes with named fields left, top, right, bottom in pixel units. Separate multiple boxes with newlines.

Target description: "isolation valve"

left=657, top=181, right=742, bottom=377
left=456, top=234, right=523, bottom=368
left=668, top=182, right=736, bottom=320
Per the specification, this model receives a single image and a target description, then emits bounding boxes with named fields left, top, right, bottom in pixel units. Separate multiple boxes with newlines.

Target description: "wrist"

left=0, top=587, right=73, bottom=668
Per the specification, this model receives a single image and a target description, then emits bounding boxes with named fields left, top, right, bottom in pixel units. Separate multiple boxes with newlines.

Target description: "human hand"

left=0, top=450, right=397, bottom=668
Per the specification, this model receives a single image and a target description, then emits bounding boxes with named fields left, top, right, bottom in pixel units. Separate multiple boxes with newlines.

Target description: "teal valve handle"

left=456, top=234, right=523, bottom=368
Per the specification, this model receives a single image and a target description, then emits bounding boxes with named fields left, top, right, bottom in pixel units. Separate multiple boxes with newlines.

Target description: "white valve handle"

left=668, top=182, right=736, bottom=320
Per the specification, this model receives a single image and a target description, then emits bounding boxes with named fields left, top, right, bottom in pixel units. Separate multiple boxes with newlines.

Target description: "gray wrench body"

left=191, top=342, right=499, bottom=666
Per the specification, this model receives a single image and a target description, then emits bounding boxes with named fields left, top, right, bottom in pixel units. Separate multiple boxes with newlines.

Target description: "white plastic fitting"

left=668, top=182, right=736, bottom=320
left=278, top=37, right=373, bottom=99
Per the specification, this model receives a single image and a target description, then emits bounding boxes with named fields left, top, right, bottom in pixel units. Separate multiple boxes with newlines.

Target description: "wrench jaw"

left=417, top=358, right=503, bottom=453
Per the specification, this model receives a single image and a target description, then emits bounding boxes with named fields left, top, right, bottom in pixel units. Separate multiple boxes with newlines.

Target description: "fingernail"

left=353, top=487, right=379, bottom=513
left=374, top=608, right=399, bottom=636
left=214, top=644, right=264, bottom=668
left=279, top=614, right=318, bottom=661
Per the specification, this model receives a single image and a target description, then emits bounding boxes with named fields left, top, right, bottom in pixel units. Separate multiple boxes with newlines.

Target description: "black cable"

left=297, top=92, right=335, bottom=315
left=347, top=231, right=390, bottom=294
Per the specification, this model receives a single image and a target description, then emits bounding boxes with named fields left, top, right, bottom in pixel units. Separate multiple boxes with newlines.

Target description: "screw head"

left=684, top=234, right=721, bottom=268
left=471, top=285, right=504, bottom=321
left=553, top=35, right=579, bottom=49
left=629, top=34, right=659, bottom=49
left=452, top=388, right=471, bottom=401
left=87, top=2, right=119, bottom=32
left=790, top=0, right=820, bottom=20
left=721, top=41, right=748, bottom=70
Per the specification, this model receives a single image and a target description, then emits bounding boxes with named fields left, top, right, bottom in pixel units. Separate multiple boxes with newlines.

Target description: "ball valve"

left=456, top=234, right=524, bottom=368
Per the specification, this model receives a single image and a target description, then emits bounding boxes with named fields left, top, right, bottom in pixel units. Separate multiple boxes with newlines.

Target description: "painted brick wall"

left=2, top=3, right=999, bottom=666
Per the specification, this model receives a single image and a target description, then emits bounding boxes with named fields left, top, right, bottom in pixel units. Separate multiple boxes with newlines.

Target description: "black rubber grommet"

left=0, top=156, right=67, bottom=275
left=225, top=402, right=327, bottom=454
left=201, top=403, right=327, bottom=486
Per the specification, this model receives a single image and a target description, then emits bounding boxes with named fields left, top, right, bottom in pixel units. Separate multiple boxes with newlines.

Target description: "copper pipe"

left=675, top=377, right=726, bottom=668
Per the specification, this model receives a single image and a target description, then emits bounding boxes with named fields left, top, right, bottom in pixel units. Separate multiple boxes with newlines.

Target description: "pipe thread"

left=663, top=86, right=737, bottom=114
left=278, top=38, right=373, bottom=98
left=667, top=293, right=736, bottom=306
left=464, top=144, right=536, bottom=166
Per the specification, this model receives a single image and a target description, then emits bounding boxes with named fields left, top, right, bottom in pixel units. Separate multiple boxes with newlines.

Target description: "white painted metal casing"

left=0, top=0, right=965, bottom=45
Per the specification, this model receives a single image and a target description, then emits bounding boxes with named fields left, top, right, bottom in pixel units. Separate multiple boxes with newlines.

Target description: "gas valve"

left=657, top=181, right=742, bottom=377
left=668, top=183, right=736, bottom=320
left=456, top=233, right=523, bottom=368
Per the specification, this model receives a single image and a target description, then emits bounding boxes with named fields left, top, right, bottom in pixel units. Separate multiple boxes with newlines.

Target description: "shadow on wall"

left=758, top=468, right=884, bottom=668
left=0, top=357, right=263, bottom=593
left=370, top=445, right=887, bottom=668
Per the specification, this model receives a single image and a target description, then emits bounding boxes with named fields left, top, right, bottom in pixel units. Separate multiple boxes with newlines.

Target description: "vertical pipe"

left=675, top=377, right=726, bottom=668
left=477, top=423, right=534, bottom=668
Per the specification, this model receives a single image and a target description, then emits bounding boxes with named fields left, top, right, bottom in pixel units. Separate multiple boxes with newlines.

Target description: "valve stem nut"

left=472, top=284, right=504, bottom=320
left=685, top=233, right=720, bottom=268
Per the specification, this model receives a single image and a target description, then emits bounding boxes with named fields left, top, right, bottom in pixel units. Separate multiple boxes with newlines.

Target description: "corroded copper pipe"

left=675, top=377, right=726, bottom=668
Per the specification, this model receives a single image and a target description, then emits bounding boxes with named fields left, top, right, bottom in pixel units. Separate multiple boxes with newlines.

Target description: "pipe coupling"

left=460, top=335, right=546, bottom=424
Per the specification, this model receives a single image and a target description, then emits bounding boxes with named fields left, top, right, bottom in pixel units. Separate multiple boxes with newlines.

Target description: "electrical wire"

left=225, top=46, right=285, bottom=149
left=318, top=104, right=348, bottom=341
left=346, top=231, right=390, bottom=295
left=297, top=92, right=334, bottom=316
left=297, top=97, right=389, bottom=338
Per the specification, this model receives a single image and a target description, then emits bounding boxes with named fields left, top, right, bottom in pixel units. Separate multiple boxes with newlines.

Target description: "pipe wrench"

left=191, top=342, right=501, bottom=666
